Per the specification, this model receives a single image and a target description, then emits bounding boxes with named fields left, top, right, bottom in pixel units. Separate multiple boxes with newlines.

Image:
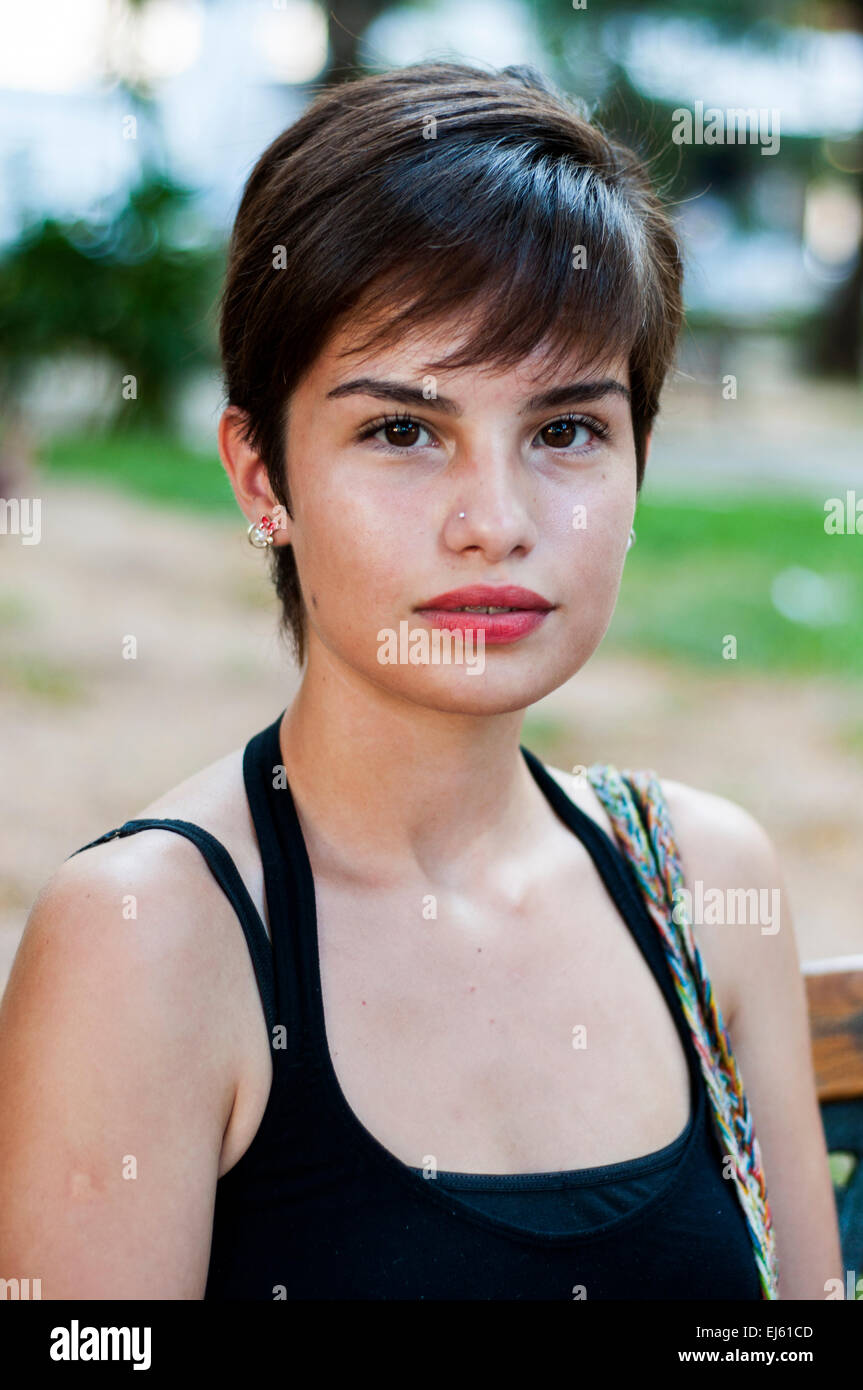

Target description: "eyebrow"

left=325, top=376, right=632, bottom=414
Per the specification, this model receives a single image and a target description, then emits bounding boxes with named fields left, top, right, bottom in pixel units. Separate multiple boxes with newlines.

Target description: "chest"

left=311, top=849, right=692, bottom=1175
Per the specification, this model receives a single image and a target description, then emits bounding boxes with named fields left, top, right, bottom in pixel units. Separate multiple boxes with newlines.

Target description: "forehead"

left=304, top=303, right=631, bottom=398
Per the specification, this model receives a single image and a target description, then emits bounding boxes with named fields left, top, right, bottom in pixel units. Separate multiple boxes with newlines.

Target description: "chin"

left=366, top=654, right=587, bottom=716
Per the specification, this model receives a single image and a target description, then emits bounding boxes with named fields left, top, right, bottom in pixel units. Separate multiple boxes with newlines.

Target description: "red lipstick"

left=413, top=585, right=555, bottom=645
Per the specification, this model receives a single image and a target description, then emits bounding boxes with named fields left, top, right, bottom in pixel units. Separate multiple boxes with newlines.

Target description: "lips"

left=415, top=585, right=553, bottom=613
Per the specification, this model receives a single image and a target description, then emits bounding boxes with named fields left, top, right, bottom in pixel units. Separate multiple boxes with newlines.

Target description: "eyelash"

left=356, top=411, right=611, bottom=455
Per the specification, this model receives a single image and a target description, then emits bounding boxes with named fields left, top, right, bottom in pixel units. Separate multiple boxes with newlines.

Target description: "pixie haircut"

left=220, top=60, right=685, bottom=667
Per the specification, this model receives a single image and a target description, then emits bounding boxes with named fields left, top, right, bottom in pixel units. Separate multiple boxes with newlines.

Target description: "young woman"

left=0, top=60, right=841, bottom=1300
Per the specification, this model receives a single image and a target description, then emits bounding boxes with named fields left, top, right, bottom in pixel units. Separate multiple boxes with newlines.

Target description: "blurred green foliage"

left=0, top=173, right=223, bottom=429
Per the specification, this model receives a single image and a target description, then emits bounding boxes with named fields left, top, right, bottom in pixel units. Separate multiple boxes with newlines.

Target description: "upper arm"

left=660, top=778, right=844, bottom=1300
left=0, top=836, right=239, bottom=1299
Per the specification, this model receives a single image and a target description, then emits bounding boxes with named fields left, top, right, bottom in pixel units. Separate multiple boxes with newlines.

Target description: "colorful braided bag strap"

left=585, top=761, right=780, bottom=1300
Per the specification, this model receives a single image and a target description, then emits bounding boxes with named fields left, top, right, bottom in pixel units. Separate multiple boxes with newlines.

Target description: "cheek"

left=549, top=496, right=631, bottom=652
left=291, top=480, right=406, bottom=617
left=575, top=517, right=628, bottom=587
left=548, top=477, right=631, bottom=573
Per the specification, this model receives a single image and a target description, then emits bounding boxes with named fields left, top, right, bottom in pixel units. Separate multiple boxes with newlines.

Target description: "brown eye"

left=540, top=417, right=588, bottom=448
left=382, top=420, right=421, bottom=446
left=361, top=416, right=435, bottom=452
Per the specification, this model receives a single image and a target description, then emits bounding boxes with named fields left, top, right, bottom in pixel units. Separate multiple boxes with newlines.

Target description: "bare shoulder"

left=3, top=737, right=276, bottom=1218
left=658, top=776, right=779, bottom=878
left=138, top=746, right=267, bottom=928
left=16, top=735, right=269, bottom=1110
left=656, top=777, right=788, bottom=1030
left=132, top=744, right=252, bottom=849
left=0, top=813, right=248, bottom=1295
left=544, top=759, right=776, bottom=873
left=657, top=782, right=840, bottom=1297
left=71, top=741, right=270, bottom=941
left=544, top=762, right=785, bottom=1030
left=526, top=759, right=842, bottom=1295
left=21, top=798, right=251, bottom=1038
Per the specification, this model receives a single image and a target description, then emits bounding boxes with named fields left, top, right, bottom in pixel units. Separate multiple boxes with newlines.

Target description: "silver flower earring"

left=247, top=515, right=277, bottom=547
left=247, top=504, right=289, bottom=548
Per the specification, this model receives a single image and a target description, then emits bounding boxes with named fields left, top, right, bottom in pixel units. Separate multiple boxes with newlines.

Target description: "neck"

left=277, top=640, right=554, bottom=891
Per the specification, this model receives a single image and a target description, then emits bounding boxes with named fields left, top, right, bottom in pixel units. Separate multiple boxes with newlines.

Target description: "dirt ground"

left=2, top=475, right=862, bottom=996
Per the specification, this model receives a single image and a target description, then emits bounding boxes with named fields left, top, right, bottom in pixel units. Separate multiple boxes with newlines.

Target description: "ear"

left=217, top=406, right=292, bottom=546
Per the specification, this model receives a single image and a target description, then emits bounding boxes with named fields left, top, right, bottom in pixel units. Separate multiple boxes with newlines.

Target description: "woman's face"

left=276, top=313, right=645, bottom=714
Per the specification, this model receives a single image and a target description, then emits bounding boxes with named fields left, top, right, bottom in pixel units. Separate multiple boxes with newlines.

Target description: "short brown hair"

left=219, top=60, right=685, bottom=667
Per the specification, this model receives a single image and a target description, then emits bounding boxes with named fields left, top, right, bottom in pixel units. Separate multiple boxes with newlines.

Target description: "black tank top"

left=68, top=710, right=763, bottom=1300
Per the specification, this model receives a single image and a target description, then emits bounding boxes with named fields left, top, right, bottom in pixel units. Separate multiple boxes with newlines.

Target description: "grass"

left=0, top=655, right=85, bottom=702
left=608, top=493, right=863, bottom=678
left=40, top=430, right=237, bottom=513
left=836, top=716, right=863, bottom=758
left=38, top=430, right=863, bottom=677
left=0, top=592, right=34, bottom=627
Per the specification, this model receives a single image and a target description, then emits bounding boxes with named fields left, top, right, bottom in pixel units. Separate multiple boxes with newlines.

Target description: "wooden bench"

left=803, top=954, right=863, bottom=1291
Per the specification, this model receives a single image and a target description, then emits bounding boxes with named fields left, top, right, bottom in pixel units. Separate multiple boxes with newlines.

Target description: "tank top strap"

left=584, top=760, right=779, bottom=1301
left=518, top=745, right=688, bottom=1031
left=66, top=817, right=278, bottom=1038
left=241, top=713, right=308, bottom=1051
left=517, top=742, right=711, bottom=1138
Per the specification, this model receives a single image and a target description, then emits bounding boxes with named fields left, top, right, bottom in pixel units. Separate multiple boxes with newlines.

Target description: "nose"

left=442, top=449, right=537, bottom=560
